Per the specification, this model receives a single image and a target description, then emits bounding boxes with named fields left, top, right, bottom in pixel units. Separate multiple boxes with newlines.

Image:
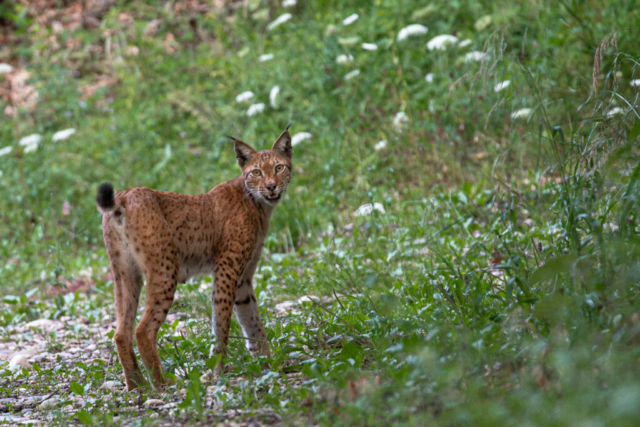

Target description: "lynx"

left=96, top=128, right=293, bottom=390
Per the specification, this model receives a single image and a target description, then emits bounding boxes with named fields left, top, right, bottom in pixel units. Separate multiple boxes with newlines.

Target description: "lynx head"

left=233, top=127, right=293, bottom=206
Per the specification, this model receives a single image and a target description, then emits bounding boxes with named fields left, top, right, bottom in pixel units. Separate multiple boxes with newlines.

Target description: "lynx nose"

left=266, top=183, right=276, bottom=192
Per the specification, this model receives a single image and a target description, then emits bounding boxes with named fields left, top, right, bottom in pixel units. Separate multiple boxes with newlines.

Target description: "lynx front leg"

left=209, top=261, right=244, bottom=373
left=234, top=278, right=270, bottom=356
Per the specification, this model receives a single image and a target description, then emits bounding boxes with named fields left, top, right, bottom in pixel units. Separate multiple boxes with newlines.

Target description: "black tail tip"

left=96, top=182, right=115, bottom=209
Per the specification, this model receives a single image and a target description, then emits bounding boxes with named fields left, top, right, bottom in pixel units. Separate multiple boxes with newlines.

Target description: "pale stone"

left=100, top=381, right=122, bottom=391
left=29, top=353, right=50, bottom=364
left=25, top=319, right=56, bottom=329
left=143, top=399, right=165, bottom=408
left=9, top=354, right=31, bottom=369
left=38, top=397, right=60, bottom=410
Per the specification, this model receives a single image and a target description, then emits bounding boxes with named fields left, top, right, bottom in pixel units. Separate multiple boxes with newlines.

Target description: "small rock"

left=200, top=370, right=216, bottom=384
left=29, top=353, right=50, bottom=364
left=0, top=415, right=30, bottom=423
left=24, top=319, right=62, bottom=332
left=56, top=352, right=72, bottom=359
left=100, top=381, right=122, bottom=392
left=75, top=397, right=96, bottom=406
left=9, top=354, right=31, bottom=370
left=86, top=344, right=97, bottom=351
left=206, top=385, right=223, bottom=395
left=38, top=397, right=60, bottom=410
left=68, top=347, right=81, bottom=354
left=158, top=403, right=177, bottom=410
left=143, top=399, right=165, bottom=408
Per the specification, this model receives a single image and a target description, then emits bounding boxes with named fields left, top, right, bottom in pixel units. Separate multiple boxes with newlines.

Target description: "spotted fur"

left=97, top=129, right=293, bottom=390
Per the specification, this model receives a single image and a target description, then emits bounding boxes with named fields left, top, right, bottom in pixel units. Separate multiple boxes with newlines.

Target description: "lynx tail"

left=96, top=182, right=116, bottom=213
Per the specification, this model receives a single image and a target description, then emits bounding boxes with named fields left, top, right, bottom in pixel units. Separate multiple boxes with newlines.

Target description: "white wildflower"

left=494, top=80, right=511, bottom=92
left=354, top=203, right=386, bottom=216
left=393, top=112, right=408, bottom=131
left=474, top=15, right=492, bottom=31
left=18, top=133, right=42, bottom=153
left=344, top=69, right=360, bottom=80
left=267, top=13, right=292, bottom=31
left=511, top=108, right=532, bottom=119
left=425, top=73, right=434, bottom=83
left=19, top=134, right=42, bottom=147
left=427, top=34, right=458, bottom=51
left=52, top=128, right=76, bottom=141
left=259, top=54, right=274, bottom=62
left=374, top=140, right=387, bottom=150
left=464, top=51, right=488, bottom=63
left=458, top=39, right=473, bottom=48
left=291, top=132, right=312, bottom=146
left=630, top=79, right=640, bottom=87
left=343, top=14, right=358, bottom=26
left=338, top=37, right=359, bottom=46
left=235, top=91, right=254, bottom=102
left=269, top=86, right=280, bottom=108
left=336, top=54, right=354, bottom=64
left=607, top=107, right=623, bottom=116
left=0, top=63, right=14, bottom=74
left=0, top=146, right=12, bottom=157
left=282, top=0, right=296, bottom=6
left=19, top=134, right=42, bottom=154
left=246, top=103, right=265, bottom=117
left=397, top=24, right=428, bottom=42
left=362, top=43, right=378, bottom=51
left=23, top=143, right=38, bottom=153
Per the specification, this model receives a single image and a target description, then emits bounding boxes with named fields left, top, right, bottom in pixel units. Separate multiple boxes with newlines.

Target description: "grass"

left=1, top=0, right=640, bottom=425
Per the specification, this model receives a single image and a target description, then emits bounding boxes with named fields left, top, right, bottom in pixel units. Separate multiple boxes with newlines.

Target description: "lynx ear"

left=232, top=137, right=257, bottom=167
left=271, top=128, right=293, bottom=159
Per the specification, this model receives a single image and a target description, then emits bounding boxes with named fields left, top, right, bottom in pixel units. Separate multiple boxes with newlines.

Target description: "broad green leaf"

left=70, top=381, right=85, bottom=396
left=530, top=253, right=578, bottom=284
left=2, top=295, right=19, bottom=305
left=205, top=354, right=222, bottom=370
left=74, top=409, right=92, bottom=425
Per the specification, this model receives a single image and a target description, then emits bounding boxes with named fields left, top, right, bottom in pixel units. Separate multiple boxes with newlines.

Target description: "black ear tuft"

left=234, top=140, right=258, bottom=167
left=227, top=135, right=237, bottom=142
left=271, top=129, right=293, bottom=159
left=285, top=123, right=292, bottom=131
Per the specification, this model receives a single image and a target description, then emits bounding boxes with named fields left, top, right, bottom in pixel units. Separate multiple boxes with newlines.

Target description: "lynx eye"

left=251, top=169, right=262, bottom=177
left=275, top=165, right=285, bottom=173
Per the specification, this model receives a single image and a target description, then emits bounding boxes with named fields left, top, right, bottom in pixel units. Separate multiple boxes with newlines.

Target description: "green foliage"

left=1, top=0, right=640, bottom=425
left=178, top=368, right=205, bottom=419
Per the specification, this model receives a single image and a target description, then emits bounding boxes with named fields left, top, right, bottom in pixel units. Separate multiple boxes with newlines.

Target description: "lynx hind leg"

left=234, top=279, right=270, bottom=356
left=106, top=228, right=145, bottom=391
left=135, top=251, right=179, bottom=389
